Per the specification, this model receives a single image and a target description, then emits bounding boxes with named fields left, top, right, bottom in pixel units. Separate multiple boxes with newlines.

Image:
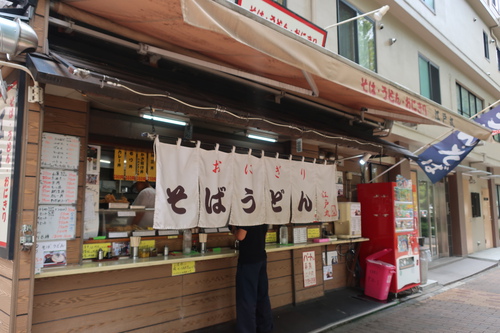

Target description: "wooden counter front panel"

left=293, top=248, right=325, bottom=304
left=32, top=253, right=295, bottom=332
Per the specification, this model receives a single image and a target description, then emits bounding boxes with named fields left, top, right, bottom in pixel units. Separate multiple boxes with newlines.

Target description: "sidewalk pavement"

left=326, top=251, right=500, bottom=333
left=191, top=248, right=500, bottom=333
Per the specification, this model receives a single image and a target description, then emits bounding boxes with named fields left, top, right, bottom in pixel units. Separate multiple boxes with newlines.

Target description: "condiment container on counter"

left=98, top=248, right=104, bottom=260
left=164, top=245, right=169, bottom=257
left=279, top=225, right=288, bottom=245
left=183, top=229, right=192, bottom=255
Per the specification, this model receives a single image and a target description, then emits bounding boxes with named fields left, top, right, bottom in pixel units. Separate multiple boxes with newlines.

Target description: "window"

left=273, top=0, right=286, bottom=6
left=484, top=31, right=490, bottom=60
left=456, top=83, right=483, bottom=118
left=471, top=192, right=481, bottom=218
left=421, top=0, right=435, bottom=11
left=337, top=1, right=377, bottom=72
left=418, top=55, right=441, bottom=103
left=497, top=47, right=500, bottom=71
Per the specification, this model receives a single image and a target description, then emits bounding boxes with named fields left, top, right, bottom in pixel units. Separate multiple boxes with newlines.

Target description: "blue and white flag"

left=416, top=131, right=478, bottom=183
left=416, top=105, right=500, bottom=183
left=474, top=105, right=500, bottom=136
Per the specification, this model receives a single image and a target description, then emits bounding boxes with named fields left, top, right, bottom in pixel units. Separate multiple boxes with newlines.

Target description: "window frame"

left=456, top=83, right=483, bottom=118
left=421, top=0, right=435, bottom=11
left=484, top=31, right=490, bottom=60
left=418, top=54, right=441, bottom=104
left=337, top=0, right=377, bottom=72
left=471, top=192, right=481, bottom=218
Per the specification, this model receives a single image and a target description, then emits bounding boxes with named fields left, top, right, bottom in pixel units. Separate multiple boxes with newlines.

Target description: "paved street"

left=327, top=265, right=500, bottom=333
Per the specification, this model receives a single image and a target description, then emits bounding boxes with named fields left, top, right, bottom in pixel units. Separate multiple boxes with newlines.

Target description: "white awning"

left=55, top=0, right=492, bottom=140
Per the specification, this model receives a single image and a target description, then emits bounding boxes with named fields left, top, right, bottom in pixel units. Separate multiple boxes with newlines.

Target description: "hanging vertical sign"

left=137, top=151, right=147, bottom=181
left=154, top=138, right=200, bottom=229
left=0, top=79, right=19, bottom=260
left=230, top=150, right=265, bottom=226
left=198, top=146, right=233, bottom=228
left=113, top=148, right=125, bottom=180
left=316, top=163, right=338, bottom=222
left=147, top=152, right=156, bottom=182
left=263, top=155, right=290, bottom=225
left=125, top=150, right=137, bottom=181
left=291, top=159, right=317, bottom=223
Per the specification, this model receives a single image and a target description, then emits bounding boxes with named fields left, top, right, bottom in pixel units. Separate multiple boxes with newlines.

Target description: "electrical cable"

left=103, top=80, right=383, bottom=149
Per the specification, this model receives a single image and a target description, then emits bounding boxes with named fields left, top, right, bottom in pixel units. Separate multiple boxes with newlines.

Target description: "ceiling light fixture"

left=324, top=5, right=390, bottom=30
left=141, top=114, right=187, bottom=126
left=246, top=131, right=278, bottom=143
left=359, top=153, right=372, bottom=165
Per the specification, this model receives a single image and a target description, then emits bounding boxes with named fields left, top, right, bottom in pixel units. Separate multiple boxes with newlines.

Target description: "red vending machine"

left=357, top=181, right=420, bottom=294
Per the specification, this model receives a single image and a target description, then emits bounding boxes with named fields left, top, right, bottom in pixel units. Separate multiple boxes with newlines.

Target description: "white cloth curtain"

left=263, top=155, right=291, bottom=225
left=198, top=144, right=234, bottom=228
left=315, top=163, right=338, bottom=222
left=291, top=158, right=317, bottom=223
left=230, top=150, right=265, bottom=226
left=153, top=138, right=200, bottom=229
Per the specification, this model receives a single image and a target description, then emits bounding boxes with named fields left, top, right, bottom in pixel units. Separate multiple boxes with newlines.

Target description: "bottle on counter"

left=183, top=229, right=192, bottom=255
left=98, top=248, right=104, bottom=260
left=280, top=225, right=288, bottom=245
left=164, top=245, right=169, bottom=257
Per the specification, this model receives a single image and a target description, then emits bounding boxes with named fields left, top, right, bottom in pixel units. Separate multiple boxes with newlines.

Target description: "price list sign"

left=38, top=132, right=80, bottom=242
left=37, top=205, right=77, bottom=240
left=39, top=169, right=78, bottom=204
left=41, top=133, right=80, bottom=170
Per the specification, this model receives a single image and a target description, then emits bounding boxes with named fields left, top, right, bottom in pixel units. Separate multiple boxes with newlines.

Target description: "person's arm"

left=233, top=227, right=247, bottom=241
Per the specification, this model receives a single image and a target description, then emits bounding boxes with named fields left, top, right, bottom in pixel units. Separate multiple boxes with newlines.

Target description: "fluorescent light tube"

left=247, top=134, right=278, bottom=143
left=142, top=114, right=187, bottom=126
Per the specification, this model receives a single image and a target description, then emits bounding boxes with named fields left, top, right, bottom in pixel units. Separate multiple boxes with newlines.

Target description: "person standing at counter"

left=132, top=181, right=155, bottom=228
left=233, top=224, right=273, bottom=333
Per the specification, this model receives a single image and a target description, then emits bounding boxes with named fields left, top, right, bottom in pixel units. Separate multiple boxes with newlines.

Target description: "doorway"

left=417, top=170, right=450, bottom=259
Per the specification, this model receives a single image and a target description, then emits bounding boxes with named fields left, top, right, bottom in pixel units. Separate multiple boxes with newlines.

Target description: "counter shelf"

left=36, top=237, right=369, bottom=278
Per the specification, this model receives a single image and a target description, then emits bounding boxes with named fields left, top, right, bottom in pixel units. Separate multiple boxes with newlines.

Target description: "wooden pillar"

left=487, top=167, right=499, bottom=248
left=448, top=173, right=468, bottom=256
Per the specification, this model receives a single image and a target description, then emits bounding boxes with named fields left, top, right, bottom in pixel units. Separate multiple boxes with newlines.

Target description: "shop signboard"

left=236, top=0, right=327, bottom=46
left=0, top=75, right=23, bottom=260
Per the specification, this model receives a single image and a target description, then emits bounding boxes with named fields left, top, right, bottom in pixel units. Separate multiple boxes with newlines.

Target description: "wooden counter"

left=36, top=238, right=369, bottom=278
left=32, top=238, right=368, bottom=333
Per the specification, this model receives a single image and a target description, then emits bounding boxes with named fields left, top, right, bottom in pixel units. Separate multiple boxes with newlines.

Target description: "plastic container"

left=364, top=249, right=395, bottom=301
left=279, top=225, right=288, bottom=245
left=419, top=246, right=432, bottom=284
left=183, top=229, right=192, bottom=255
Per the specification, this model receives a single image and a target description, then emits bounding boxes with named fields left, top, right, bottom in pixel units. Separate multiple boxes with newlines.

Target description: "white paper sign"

left=37, top=205, right=77, bottom=240
left=35, top=240, right=67, bottom=270
left=303, top=250, right=317, bottom=287
left=39, top=169, right=78, bottom=204
left=41, top=133, right=80, bottom=170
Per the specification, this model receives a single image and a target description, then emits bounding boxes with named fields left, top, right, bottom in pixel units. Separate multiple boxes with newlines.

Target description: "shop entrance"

left=417, top=171, right=450, bottom=260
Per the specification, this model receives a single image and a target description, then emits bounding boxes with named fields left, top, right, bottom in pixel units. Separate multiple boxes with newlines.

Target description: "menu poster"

left=37, top=205, right=76, bottom=241
left=0, top=79, right=19, bottom=260
left=41, top=133, right=80, bottom=170
left=39, top=169, right=78, bottom=204
left=35, top=240, right=67, bottom=271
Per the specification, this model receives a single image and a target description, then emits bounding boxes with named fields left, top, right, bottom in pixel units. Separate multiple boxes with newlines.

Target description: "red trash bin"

left=364, top=249, right=395, bottom=301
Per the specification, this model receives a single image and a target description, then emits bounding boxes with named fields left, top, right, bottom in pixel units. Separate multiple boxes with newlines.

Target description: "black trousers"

left=236, top=260, right=273, bottom=333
